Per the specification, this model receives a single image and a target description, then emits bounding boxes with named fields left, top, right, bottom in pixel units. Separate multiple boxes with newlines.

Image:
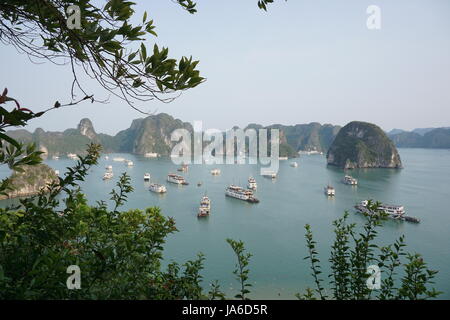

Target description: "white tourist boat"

left=247, top=177, right=257, bottom=190
left=343, top=175, right=358, bottom=185
left=355, top=200, right=419, bottom=223
left=113, top=157, right=125, bottom=162
left=290, top=162, right=298, bottom=167
left=225, top=185, right=259, bottom=203
left=103, top=171, right=113, bottom=180
left=357, top=200, right=404, bottom=216
left=197, top=196, right=211, bottom=217
left=211, top=168, right=221, bottom=175
left=167, top=173, right=189, bottom=185
left=324, top=185, right=335, bottom=197
left=149, top=183, right=167, bottom=193
left=144, top=173, right=151, bottom=181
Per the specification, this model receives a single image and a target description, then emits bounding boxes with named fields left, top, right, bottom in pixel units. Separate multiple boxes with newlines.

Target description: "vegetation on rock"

left=0, top=163, right=58, bottom=200
left=327, top=121, right=402, bottom=169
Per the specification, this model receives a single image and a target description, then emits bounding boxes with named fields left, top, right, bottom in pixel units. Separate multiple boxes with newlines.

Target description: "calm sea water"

left=1, top=148, right=449, bottom=299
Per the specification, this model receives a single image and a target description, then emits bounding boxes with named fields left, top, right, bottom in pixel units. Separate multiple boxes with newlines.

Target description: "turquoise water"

left=1, top=148, right=449, bottom=299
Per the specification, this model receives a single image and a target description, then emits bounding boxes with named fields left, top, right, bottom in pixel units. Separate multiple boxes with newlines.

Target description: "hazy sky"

left=1, top=0, right=450, bottom=135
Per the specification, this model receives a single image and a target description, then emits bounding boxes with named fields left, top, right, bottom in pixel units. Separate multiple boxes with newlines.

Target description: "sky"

left=1, top=0, right=450, bottom=135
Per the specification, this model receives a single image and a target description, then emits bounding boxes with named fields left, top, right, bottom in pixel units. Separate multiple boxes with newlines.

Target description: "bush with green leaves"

left=298, top=202, right=441, bottom=300
left=227, top=239, right=253, bottom=300
left=0, top=143, right=252, bottom=300
left=0, top=144, right=201, bottom=299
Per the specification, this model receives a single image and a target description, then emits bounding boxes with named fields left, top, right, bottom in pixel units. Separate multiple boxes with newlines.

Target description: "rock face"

left=114, top=113, right=193, bottom=155
left=327, top=121, right=403, bottom=169
left=77, top=118, right=97, bottom=140
left=0, top=164, right=59, bottom=200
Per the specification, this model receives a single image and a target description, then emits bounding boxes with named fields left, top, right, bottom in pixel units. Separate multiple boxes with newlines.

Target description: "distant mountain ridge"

left=7, top=114, right=449, bottom=158
left=412, top=127, right=450, bottom=136
left=388, top=127, right=450, bottom=148
left=6, top=113, right=341, bottom=158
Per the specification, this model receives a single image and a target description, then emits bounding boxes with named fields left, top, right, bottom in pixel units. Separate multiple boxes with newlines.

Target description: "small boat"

left=290, top=162, right=298, bottom=168
left=177, top=164, right=189, bottom=172
left=105, top=156, right=109, bottom=160
left=144, top=173, right=151, bottom=181
left=167, top=173, right=189, bottom=185
left=105, top=165, right=113, bottom=171
left=324, top=185, right=335, bottom=197
left=113, top=157, right=125, bottom=162
left=103, top=171, right=114, bottom=180
left=225, top=185, right=259, bottom=203
left=247, top=177, right=257, bottom=190
left=52, top=156, right=60, bottom=160
left=211, top=169, right=221, bottom=175
left=144, top=152, right=158, bottom=158
left=125, top=160, right=134, bottom=167
left=67, top=153, right=78, bottom=160
left=197, top=196, right=211, bottom=217
left=343, top=175, right=358, bottom=185
left=54, top=170, right=60, bottom=175
left=262, top=171, right=277, bottom=179
left=149, top=183, right=167, bottom=193
left=197, top=182, right=202, bottom=187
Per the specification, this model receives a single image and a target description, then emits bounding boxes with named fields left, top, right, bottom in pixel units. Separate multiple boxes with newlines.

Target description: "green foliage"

left=0, top=88, right=45, bottom=196
left=397, top=253, right=441, bottom=299
left=258, top=0, right=275, bottom=11
left=0, top=1, right=204, bottom=108
left=226, top=239, right=252, bottom=300
left=148, top=253, right=206, bottom=300
left=0, top=144, right=211, bottom=299
left=303, top=224, right=327, bottom=299
left=175, top=0, right=197, bottom=14
left=298, top=201, right=441, bottom=300
left=110, top=173, right=134, bottom=211
left=208, top=280, right=226, bottom=300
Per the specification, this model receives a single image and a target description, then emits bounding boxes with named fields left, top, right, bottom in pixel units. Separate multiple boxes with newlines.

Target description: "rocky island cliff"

left=327, top=121, right=403, bottom=169
left=0, top=164, right=59, bottom=200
